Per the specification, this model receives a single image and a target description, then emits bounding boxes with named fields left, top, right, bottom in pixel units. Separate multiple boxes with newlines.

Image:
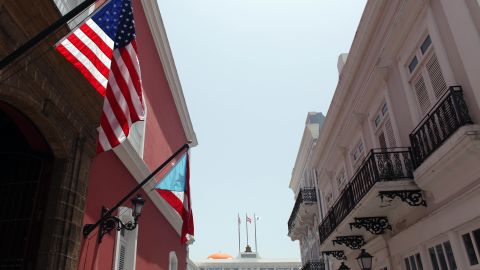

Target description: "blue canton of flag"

left=155, top=154, right=188, bottom=192
left=93, top=0, right=136, bottom=48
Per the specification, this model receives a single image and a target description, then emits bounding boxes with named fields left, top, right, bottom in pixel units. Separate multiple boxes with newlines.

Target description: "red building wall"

left=78, top=0, right=190, bottom=269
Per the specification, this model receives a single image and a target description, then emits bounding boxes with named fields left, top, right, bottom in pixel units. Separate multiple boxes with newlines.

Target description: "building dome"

left=207, top=252, right=233, bottom=260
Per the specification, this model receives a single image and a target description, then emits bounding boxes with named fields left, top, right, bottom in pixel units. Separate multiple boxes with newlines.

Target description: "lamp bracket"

left=332, top=235, right=365, bottom=250
left=83, top=207, right=138, bottom=243
left=378, top=190, right=427, bottom=207
left=322, top=250, right=347, bottom=260
left=349, top=217, right=392, bottom=235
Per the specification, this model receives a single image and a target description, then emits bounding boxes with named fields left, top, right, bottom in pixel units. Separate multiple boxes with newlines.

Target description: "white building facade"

left=288, top=112, right=326, bottom=270
left=194, top=251, right=301, bottom=270
left=288, top=1, right=480, bottom=270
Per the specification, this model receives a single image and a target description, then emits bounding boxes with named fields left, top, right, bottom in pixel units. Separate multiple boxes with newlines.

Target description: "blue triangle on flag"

left=155, top=154, right=187, bottom=192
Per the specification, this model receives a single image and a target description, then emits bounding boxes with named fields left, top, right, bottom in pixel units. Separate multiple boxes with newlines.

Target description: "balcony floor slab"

left=414, top=124, right=480, bottom=204
left=319, top=179, right=421, bottom=253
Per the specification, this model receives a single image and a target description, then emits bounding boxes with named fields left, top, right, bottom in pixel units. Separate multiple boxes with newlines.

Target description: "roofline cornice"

left=311, top=0, right=387, bottom=168
left=141, top=0, right=198, bottom=147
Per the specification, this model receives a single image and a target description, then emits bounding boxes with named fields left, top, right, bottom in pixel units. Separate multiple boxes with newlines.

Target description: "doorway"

left=0, top=102, right=53, bottom=269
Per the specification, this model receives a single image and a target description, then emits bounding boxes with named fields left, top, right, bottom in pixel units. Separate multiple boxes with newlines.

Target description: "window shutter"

left=114, top=207, right=138, bottom=270
left=378, top=131, right=387, bottom=148
left=118, top=244, right=126, bottom=270
left=384, top=119, right=396, bottom=147
left=426, top=53, right=447, bottom=99
left=413, top=74, right=431, bottom=114
left=169, top=251, right=178, bottom=270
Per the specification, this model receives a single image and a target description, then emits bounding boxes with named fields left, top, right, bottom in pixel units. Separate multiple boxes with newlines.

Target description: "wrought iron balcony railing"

left=318, top=148, right=413, bottom=243
left=301, top=261, right=325, bottom=270
left=288, top=188, right=317, bottom=234
left=410, top=86, right=473, bottom=168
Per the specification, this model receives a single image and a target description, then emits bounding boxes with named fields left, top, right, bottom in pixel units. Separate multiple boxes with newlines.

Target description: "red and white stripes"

left=56, top=19, right=144, bottom=153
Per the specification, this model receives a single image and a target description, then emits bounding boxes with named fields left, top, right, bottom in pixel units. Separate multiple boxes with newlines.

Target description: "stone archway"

left=0, top=102, right=53, bottom=269
left=0, top=87, right=98, bottom=270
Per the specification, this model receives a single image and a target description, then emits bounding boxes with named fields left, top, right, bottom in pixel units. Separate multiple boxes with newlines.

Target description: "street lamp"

left=356, top=249, right=373, bottom=270
left=131, top=194, right=145, bottom=219
left=83, top=194, right=146, bottom=243
left=338, top=262, right=350, bottom=270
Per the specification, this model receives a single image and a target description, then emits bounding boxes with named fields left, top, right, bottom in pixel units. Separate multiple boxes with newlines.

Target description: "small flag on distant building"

left=246, top=215, right=252, bottom=223
left=155, top=153, right=194, bottom=244
left=55, top=0, right=145, bottom=152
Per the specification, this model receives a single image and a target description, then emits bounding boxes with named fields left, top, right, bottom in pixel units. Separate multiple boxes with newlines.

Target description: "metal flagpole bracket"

left=0, top=0, right=97, bottom=69
left=82, top=143, right=190, bottom=239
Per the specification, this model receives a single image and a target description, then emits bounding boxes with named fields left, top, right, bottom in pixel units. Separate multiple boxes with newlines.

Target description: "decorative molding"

left=322, top=250, right=347, bottom=260
left=349, top=217, right=392, bottom=235
left=113, top=140, right=182, bottom=235
left=378, top=190, right=427, bottom=207
left=332, top=235, right=365, bottom=250
left=140, top=0, right=198, bottom=147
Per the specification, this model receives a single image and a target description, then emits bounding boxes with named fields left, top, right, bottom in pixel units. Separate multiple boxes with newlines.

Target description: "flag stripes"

left=56, top=0, right=144, bottom=153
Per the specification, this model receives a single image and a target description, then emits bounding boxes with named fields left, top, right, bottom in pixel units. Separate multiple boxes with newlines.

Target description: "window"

left=462, top=227, right=480, bottom=266
left=169, top=252, right=178, bottom=270
left=409, top=56, right=419, bottom=73
left=325, top=192, right=333, bottom=207
left=114, top=207, right=138, bottom=270
left=336, top=168, right=347, bottom=190
left=351, top=140, right=366, bottom=168
left=373, top=102, right=397, bottom=148
left=404, top=253, right=423, bottom=270
left=428, top=241, right=457, bottom=270
left=408, top=34, right=448, bottom=115
left=420, top=35, right=432, bottom=55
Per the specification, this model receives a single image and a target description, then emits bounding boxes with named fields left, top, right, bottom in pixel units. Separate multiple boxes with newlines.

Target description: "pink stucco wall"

left=133, top=0, right=188, bottom=171
left=79, top=152, right=186, bottom=270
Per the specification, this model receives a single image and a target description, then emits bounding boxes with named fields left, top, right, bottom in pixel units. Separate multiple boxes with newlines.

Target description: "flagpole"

left=245, top=213, right=249, bottom=247
left=254, top=213, right=258, bottom=254
left=237, top=213, right=241, bottom=254
left=83, top=143, right=190, bottom=237
left=0, top=0, right=97, bottom=69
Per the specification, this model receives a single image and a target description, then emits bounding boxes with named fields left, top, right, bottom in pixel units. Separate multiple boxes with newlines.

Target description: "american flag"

left=56, top=0, right=144, bottom=152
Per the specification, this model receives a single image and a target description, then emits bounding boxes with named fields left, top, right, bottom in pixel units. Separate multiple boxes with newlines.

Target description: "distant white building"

left=193, top=247, right=302, bottom=270
left=288, top=1, right=480, bottom=270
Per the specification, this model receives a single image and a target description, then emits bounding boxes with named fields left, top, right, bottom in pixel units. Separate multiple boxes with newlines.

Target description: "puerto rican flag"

left=155, top=153, right=194, bottom=244
left=56, top=0, right=144, bottom=153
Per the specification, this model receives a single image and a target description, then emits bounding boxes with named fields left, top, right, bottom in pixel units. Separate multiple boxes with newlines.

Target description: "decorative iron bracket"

left=332, top=235, right=365, bottom=250
left=322, top=250, right=347, bottom=260
left=378, top=190, right=427, bottom=207
left=349, top=217, right=392, bottom=235
left=84, top=207, right=138, bottom=243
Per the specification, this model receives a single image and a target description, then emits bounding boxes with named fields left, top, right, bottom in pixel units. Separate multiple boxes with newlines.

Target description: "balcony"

left=409, top=86, right=480, bottom=203
left=318, top=148, right=414, bottom=244
left=410, top=86, right=473, bottom=168
left=301, top=261, right=325, bottom=270
left=288, top=188, right=317, bottom=240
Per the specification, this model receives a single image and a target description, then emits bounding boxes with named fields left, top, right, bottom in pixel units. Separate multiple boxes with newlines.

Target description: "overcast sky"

left=155, top=0, right=366, bottom=261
